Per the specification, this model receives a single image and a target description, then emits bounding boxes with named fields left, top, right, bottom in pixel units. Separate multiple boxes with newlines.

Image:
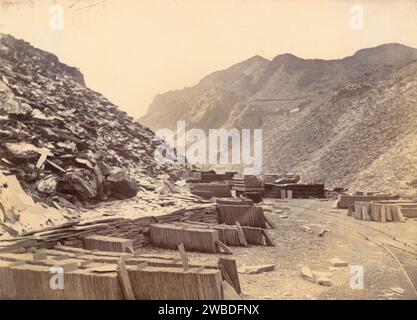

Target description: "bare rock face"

left=140, top=43, right=417, bottom=195
left=0, top=34, right=186, bottom=207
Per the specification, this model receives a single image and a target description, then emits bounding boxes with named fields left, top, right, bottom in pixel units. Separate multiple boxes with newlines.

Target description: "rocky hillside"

left=0, top=33, right=186, bottom=209
left=140, top=43, right=417, bottom=196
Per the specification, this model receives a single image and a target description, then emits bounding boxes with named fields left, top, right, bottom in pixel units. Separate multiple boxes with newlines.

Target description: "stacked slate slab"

left=263, top=183, right=325, bottom=199
left=374, top=200, right=417, bottom=218
left=0, top=247, right=233, bottom=300
left=83, top=235, right=134, bottom=253
left=214, top=197, right=254, bottom=206
left=200, top=171, right=235, bottom=183
left=128, top=267, right=223, bottom=300
left=169, top=221, right=267, bottom=246
left=230, top=176, right=263, bottom=192
left=149, top=220, right=271, bottom=252
left=0, top=260, right=125, bottom=300
left=0, top=205, right=219, bottom=252
left=149, top=223, right=220, bottom=253
left=190, top=183, right=232, bottom=198
left=217, top=205, right=266, bottom=228
left=353, top=200, right=417, bottom=222
left=337, top=194, right=400, bottom=209
left=185, top=171, right=236, bottom=184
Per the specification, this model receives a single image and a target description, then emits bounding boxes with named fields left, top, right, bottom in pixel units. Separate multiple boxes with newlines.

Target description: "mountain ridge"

left=140, top=43, right=417, bottom=195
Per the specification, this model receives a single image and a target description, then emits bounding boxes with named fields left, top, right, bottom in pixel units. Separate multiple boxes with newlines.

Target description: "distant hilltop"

left=140, top=43, right=417, bottom=195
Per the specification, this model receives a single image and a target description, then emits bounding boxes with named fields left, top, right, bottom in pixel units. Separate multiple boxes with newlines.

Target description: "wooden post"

left=117, top=257, right=135, bottom=300
left=262, top=229, right=275, bottom=246
left=36, top=150, right=49, bottom=169
left=222, top=280, right=242, bottom=300
left=126, top=246, right=135, bottom=255
left=178, top=243, right=189, bottom=271
left=218, top=257, right=241, bottom=293
left=215, top=240, right=233, bottom=254
left=218, top=263, right=233, bottom=287
left=235, top=222, right=248, bottom=246
left=264, top=215, right=276, bottom=229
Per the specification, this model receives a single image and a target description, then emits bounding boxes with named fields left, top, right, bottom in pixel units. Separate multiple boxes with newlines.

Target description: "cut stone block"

left=149, top=223, right=220, bottom=253
left=0, top=260, right=124, bottom=300
left=128, top=266, right=223, bottom=300
left=84, top=235, right=133, bottom=253
left=338, top=194, right=399, bottom=209
left=330, top=258, right=348, bottom=267
left=218, top=205, right=266, bottom=228
left=316, top=277, right=333, bottom=286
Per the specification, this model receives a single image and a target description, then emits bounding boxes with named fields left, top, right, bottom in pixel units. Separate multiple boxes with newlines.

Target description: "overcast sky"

left=1, top=0, right=417, bottom=118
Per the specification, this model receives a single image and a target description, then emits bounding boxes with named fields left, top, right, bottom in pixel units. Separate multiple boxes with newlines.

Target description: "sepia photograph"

left=0, top=0, right=416, bottom=309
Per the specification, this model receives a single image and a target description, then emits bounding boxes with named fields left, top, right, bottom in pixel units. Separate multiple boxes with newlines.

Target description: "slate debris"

left=0, top=174, right=67, bottom=235
left=238, top=264, right=275, bottom=274
left=300, top=266, right=315, bottom=283
left=389, top=287, right=405, bottom=295
left=0, top=34, right=187, bottom=208
left=300, top=266, right=334, bottom=287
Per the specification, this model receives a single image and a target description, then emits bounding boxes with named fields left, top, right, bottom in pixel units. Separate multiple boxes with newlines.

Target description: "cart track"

left=277, top=200, right=417, bottom=297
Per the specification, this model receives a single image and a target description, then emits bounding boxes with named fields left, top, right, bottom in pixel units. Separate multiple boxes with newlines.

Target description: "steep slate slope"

left=140, top=44, right=417, bottom=195
left=0, top=34, right=185, bottom=206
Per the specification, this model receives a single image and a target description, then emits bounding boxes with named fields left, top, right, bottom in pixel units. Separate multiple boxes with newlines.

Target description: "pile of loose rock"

left=0, top=173, right=67, bottom=237
left=0, top=34, right=186, bottom=210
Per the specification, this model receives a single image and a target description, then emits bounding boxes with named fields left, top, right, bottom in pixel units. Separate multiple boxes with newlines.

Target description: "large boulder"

left=36, top=174, right=59, bottom=194
left=61, top=168, right=97, bottom=201
left=106, top=171, right=138, bottom=200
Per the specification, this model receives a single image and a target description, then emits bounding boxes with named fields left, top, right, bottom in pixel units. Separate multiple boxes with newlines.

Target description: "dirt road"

left=235, top=198, right=417, bottom=300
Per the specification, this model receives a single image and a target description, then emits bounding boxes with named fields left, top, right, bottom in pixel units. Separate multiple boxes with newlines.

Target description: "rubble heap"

left=0, top=34, right=185, bottom=208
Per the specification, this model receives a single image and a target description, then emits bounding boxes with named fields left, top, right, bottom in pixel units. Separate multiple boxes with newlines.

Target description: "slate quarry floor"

left=138, top=198, right=417, bottom=300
